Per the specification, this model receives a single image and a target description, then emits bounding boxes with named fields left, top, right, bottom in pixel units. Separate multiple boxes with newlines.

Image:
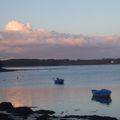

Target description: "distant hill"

left=1, top=58, right=120, bottom=67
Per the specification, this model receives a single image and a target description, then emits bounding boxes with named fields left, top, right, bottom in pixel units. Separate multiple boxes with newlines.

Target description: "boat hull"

left=91, top=89, right=111, bottom=98
left=54, top=79, right=64, bottom=85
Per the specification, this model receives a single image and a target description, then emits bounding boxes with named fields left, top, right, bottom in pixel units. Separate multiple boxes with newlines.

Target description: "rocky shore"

left=0, top=102, right=118, bottom=120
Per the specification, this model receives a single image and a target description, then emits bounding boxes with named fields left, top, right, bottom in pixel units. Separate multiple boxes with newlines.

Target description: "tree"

left=0, top=60, right=2, bottom=68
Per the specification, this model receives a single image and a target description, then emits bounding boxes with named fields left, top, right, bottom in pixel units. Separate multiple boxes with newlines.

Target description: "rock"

left=88, top=115, right=118, bottom=120
left=0, top=102, right=14, bottom=111
left=36, top=114, right=50, bottom=120
left=63, top=115, right=118, bottom=120
left=14, top=107, right=33, bottom=117
left=0, top=113, right=13, bottom=120
left=35, top=110, right=55, bottom=115
left=0, top=102, right=118, bottom=120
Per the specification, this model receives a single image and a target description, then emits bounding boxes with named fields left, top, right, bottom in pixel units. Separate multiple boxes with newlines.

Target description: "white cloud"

left=4, top=20, right=32, bottom=32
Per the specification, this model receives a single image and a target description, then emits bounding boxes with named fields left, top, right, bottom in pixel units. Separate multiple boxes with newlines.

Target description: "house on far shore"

left=110, top=60, right=114, bottom=64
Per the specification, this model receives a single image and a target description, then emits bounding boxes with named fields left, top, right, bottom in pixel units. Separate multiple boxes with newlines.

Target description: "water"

left=0, top=65, right=120, bottom=118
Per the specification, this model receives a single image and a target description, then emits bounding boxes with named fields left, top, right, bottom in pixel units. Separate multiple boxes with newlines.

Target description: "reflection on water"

left=0, top=88, right=33, bottom=107
left=0, top=87, right=91, bottom=112
left=0, top=86, right=120, bottom=117
left=91, top=96, right=112, bottom=106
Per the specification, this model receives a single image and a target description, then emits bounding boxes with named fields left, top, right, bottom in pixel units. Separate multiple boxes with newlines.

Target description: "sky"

left=0, top=0, right=120, bottom=59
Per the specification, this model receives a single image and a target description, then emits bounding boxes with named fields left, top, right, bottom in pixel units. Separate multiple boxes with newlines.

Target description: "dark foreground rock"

left=0, top=102, right=14, bottom=111
left=0, top=113, right=13, bottom=120
left=0, top=102, right=119, bottom=120
left=63, top=115, right=118, bottom=120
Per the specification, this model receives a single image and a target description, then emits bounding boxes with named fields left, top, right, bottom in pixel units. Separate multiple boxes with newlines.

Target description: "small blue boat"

left=91, top=89, right=112, bottom=98
left=54, top=78, right=64, bottom=85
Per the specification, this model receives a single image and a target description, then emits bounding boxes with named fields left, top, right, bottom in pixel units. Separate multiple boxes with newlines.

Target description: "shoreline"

left=2, top=58, right=120, bottom=67
left=0, top=68, right=15, bottom=72
left=0, top=102, right=118, bottom=120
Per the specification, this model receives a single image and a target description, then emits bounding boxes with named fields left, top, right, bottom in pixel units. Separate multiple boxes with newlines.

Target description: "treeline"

left=1, top=58, right=120, bottom=67
left=0, top=60, right=10, bottom=72
left=0, top=60, right=2, bottom=68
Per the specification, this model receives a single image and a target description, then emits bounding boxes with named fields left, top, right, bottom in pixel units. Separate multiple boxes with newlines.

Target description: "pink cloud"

left=1, top=20, right=120, bottom=59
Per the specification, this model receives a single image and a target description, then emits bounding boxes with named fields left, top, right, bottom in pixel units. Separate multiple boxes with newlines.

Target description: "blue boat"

left=54, top=78, right=64, bottom=85
left=91, top=89, right=112, bottom=98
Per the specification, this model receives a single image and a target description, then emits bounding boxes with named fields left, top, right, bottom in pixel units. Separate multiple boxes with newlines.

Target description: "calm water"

left=0, top=65, right=120, bottom=118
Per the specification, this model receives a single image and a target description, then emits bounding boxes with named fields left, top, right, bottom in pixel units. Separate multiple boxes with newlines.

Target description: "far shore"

left=0, top=68, right=15, bottom=72
left=1, top=58, right=120, bottom=68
